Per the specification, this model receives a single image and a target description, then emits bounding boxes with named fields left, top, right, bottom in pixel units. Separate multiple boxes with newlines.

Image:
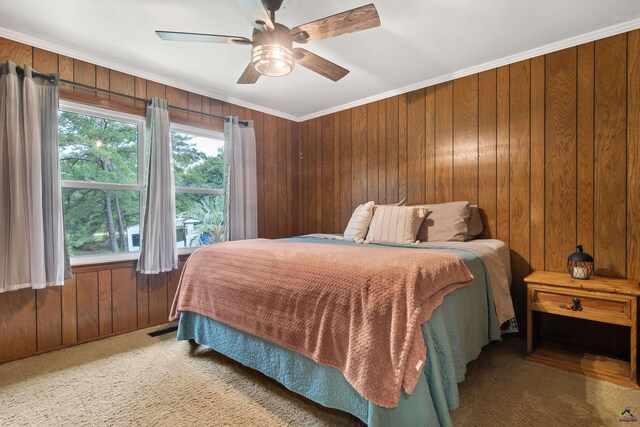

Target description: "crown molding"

left=297, top=17, right=640, bottom=122
left=0, top=27, right=298, bottom=122
left=3, top=15, right=640, bottom=123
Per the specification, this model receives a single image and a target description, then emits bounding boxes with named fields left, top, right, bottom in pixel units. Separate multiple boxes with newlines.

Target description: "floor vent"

left=147, top=326, right=178, bottom=337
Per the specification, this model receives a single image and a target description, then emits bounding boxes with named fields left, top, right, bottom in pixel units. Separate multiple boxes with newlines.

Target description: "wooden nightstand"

left=525, top=271, right=640, bottom=389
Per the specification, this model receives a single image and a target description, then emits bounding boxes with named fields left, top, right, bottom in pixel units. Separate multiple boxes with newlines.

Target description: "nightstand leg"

left=631, top=298, right=637, bottom=383
left=527, top=284, right=533, bottom=355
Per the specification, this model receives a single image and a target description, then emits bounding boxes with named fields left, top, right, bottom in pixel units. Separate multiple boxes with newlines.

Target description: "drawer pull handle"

left=570, top=297, right=583, bottom=311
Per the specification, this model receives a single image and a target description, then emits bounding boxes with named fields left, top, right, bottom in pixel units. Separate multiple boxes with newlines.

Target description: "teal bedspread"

left=176, top=238, right=502, bottom=426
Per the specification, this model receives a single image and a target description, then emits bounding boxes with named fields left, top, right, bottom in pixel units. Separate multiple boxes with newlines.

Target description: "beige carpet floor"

left=0, top=325, right=638, bottom=427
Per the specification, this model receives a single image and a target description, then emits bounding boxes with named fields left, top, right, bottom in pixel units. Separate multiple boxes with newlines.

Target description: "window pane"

left=63, top=188, right=140, bottom=256
left=59, top=111, right=138, bottom=184
left=172, top=131, right=224, bottom=190
left=175, top=193, right=225, bottom=247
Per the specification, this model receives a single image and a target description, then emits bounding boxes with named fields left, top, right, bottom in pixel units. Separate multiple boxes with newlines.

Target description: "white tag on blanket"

left=416, top=360, right=423, bottom=371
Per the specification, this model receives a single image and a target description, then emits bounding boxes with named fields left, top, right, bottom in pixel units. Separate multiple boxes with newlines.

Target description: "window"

left=59, top=103, right=225, bottom=264
left=171, top=125, right=226, bottom=250
left=59, top=102, right=144, bottom=262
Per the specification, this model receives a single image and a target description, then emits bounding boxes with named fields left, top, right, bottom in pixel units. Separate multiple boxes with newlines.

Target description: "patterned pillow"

left=343, top=201, right=375, bottom=243
left=365, top=206, right=429, bottom=244
left=372, top=197, right=406, bottom=213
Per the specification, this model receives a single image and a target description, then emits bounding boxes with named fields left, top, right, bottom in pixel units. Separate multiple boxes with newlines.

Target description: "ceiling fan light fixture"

left=251, top=44, right=294, bottom=77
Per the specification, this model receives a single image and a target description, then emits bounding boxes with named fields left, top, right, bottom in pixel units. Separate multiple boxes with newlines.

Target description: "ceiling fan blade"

left=156, top=31, right=251, bottom=45
left=237, top=63, right=261, bottom=84
left=234, top=0, right=275, bottom=32
left=293, top=48, right=349, bottom=82
left=291, top=4, right=380, bottom=44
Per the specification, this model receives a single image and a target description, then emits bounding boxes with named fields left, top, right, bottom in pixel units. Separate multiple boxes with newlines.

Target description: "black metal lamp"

left=567, top=245, right=594, bottom=280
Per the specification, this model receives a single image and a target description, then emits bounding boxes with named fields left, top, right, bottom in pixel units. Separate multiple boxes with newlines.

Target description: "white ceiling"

left=2, top=0, right=640, bottom=120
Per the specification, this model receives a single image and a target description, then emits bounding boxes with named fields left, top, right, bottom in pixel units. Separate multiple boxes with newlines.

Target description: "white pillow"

left=365, top=206, right=429, bottom=245
left=344, top=201, right=375, bottom=243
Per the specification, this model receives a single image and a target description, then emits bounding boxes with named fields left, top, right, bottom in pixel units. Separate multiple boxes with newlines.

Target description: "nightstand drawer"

left=530, top=285, right=632, bottom=326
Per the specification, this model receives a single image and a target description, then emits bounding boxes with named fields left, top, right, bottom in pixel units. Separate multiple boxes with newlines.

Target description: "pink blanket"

left=170, top=239, right=473, bottom=407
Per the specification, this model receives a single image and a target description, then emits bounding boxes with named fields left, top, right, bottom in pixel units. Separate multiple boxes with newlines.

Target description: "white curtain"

left=0, top=61, right=69, bottom=293
left=224, top=117, right=257, bottom=241
left=137, top=98, right=178, bottom=274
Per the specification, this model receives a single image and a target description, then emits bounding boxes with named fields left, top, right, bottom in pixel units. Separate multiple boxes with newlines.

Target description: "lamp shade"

left=251, top=44, right=294, bottom=77
left=567, top=245, right=594, bottom=280
left=250, top=24, right=294, bottom=77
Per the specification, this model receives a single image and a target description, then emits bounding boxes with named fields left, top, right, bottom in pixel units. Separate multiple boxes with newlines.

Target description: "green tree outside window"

left=59, top=110, right=225, bottom=256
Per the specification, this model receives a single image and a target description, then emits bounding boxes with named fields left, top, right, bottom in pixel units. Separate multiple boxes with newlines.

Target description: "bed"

left=172, top=236, right=515, bottom=427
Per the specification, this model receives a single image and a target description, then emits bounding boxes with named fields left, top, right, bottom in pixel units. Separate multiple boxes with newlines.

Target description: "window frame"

left=59, top=103, right=226, bottom=264
left=171, top=123, right=225, bottom=256
left=60, top=101, right=145, bottom=266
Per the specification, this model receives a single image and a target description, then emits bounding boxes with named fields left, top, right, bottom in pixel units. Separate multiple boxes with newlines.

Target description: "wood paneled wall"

left=1, top=261, right=184, bottom=363
left=0, top=37, right=300, bottom=363
left=298, top=30, right=640, bottom=332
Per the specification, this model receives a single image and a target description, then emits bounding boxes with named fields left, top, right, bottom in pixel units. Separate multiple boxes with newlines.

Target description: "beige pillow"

left=365, top=206, right=429, bottom=244
left=416, top=201, right=471, bottom=242
left=344, top=201, right=375, bottom=243
left=372, top=197, right=407, bottom=215
left=466, top=205, right=484, bottom=240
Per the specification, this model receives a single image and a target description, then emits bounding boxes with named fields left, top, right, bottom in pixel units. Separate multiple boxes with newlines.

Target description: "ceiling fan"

left=156, top=0, right=380, bottom=84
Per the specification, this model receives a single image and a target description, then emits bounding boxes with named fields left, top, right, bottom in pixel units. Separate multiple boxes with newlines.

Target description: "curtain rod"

left=61, top=80, right=250, bottom=127
left=13, top=66, right=249, bottom=127
left=13, top=65, right=57, bottom=83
